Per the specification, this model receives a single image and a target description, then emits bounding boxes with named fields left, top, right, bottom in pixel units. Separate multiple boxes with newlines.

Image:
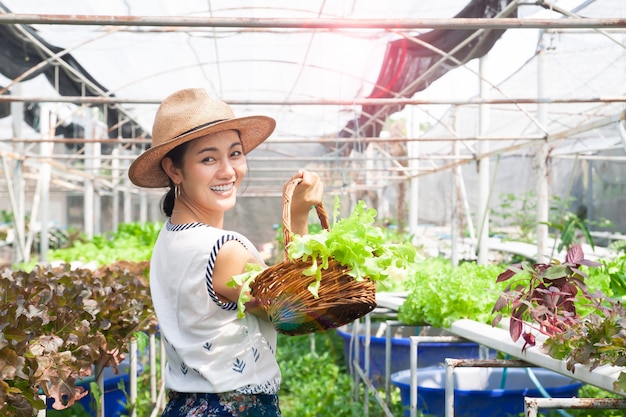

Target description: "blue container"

left=391, top=367, right=583, bottom=417
left=47, top=359, right=139, bottom=417
left=336, top=324, right=495, bottom=388
left=76, top=362, right=134, bottom=417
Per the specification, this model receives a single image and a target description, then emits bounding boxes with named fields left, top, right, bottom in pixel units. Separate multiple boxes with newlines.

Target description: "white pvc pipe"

left=150, top=384, right=167, bottom=417
left=407, top=109, right=419, bottom=237
left=160, top=336, right=166, bottom=410
left=38, top=105, right=53, bottom=262
left=37, top=395, right=47, bottom=417
left=384, top=320, right=405, bottom=407
left=112, top=148, right=120, bottom=232
left=123, top=184, right=132, bottom=223
left=83, top=109, right=94, bottom=239
left=363, top=314, right=371, bottom=417
left=140, top=193, right=148, bottom=223
left=444, top=361, right=455, bottom=417
left=130, top=338, right=138, bottom=417
left=477, top=56, right=490, bottom=265
left=150, top=333, right=157, bottom=404
left=449, top=319, right=624, bottom=394
left=353, top=320, right=360, bottom=401
left=96, top=362, right=104, bottom=417
left=10, top=84, right=25, bottom=264
left=409, top=335, right=464, bottom=417
left=92, top=118, right=102, bottom=236
left=0, top=154, right=27, bottom=260
left=525, top=397, right=626, bottom=417
left=451, top=115, right=459, bottom=267
left=536, top=32, right=550, bottom=263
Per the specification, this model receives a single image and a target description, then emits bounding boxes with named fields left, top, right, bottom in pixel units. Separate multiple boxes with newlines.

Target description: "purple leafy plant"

left=491, top=244, right=602, bottom=351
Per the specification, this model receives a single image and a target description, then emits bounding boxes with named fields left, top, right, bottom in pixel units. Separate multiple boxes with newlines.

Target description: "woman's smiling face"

left=178, top=129, right=247, bottom=216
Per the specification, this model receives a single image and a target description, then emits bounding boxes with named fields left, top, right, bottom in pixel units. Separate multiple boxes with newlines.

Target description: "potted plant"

left=0, top=261, right=157, bottom=417
left=491, top=243, right=626, bottom=393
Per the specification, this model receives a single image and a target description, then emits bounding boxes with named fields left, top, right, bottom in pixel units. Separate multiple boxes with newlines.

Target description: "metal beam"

left=1, top=95, right=624, bottom=105
left=0, top=14, right=625, bottom=29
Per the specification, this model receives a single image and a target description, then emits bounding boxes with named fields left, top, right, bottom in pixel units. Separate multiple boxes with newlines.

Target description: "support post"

left=38, top=105, right=54, bottom=262
left=477, top=56, right=490, bottom=265
left=535, top=32, right=550, bottom=262
left=10, top=84, right=25, bottom=264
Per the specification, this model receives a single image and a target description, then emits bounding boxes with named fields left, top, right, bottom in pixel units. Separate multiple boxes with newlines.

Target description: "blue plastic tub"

left=76, top=362, right=134, bottom=417
left=336, top=324, right=495, bottom=388
left=47, top=358, right=139, bottom=417
left=391, top=366, right=583, bottom=417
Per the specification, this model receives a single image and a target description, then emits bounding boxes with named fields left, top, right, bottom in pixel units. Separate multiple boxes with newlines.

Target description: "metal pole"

left=1, top=154, right=27, bottom=261
left=111, top=148, right=120, bottom=231
left=536, top=32, right=550, bottom=263
left=1, top=14, right=624, bottom=29
left=96, top=362, right=105, bottom=417
left=83, top=108, right=95, bottom=238
left=409, top=336, right=465, bottom=417
left=38, top=105, right=53, bottom=262
left=139, top=193, right=148, bottom=223
left=477, top=56, right=490, bottom=265
left=406, top=106, right=420, bottom=238
left=525, top=397, right=626, bottom=417
left=352, top=320, right=361, bottom=401
left=363, top=314, right=371, bottom=417
left=384, top=322, right=393, bottom=408
left=129, top=337, right=138, bottom=417
left=451, top=107, right=459, bottom=266
left=1, top=94, right=624, bottom=106
left=123, top=177, right=133, bottom=224
left=92, top=109, right=102, bottom=236
left=10, top=83, right=25, bottom=264
left=149, top=333, right=157, bottom=405
left=160, top=336, right=167, bottom=410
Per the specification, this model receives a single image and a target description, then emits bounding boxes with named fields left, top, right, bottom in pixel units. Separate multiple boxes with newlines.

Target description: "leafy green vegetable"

left=398, top=258, right=507, bottom=328
left=43, top=222, right=162, bottom=267
left=585, top=253, right=626, bottom=301
left=229, top=263, right=264, bottom=317
left=277, top=331, right=405, bottom=417
left=228, top=199, right=418, bottom=317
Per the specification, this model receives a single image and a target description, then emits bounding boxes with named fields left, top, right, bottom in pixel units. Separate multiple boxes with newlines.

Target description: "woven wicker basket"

left=250, top=179, right=377, bottom=336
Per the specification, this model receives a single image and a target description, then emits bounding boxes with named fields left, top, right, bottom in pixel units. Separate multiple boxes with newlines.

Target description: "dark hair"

left=161, top=142, right=190, bottom=217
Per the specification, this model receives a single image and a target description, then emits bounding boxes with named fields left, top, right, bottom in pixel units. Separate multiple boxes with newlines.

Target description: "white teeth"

left=211, top=183, right=233, bottom=192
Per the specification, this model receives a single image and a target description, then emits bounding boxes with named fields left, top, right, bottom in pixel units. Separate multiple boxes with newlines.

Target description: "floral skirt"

left=161, top=391, right=281, bottom=417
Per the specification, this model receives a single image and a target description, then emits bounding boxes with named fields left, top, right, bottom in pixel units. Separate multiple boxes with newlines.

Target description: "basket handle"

left=281, top=178, right=329, bottom=259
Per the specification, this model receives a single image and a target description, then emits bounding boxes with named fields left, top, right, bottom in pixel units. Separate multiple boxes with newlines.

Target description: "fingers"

left=284, top=169, right=316, bottom=189
left=299, top=170, right=323, bottom=200
left=295, top=169, right=318, bottom=186
left=286, top=169, right=324, bottom=207
left=306, top=174, right=324, bottom=203
left=289, top=169, right=307, bottom=184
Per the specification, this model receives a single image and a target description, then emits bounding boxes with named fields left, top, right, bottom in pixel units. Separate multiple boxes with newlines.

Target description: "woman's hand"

left=285, top=169, right=324, bottom=235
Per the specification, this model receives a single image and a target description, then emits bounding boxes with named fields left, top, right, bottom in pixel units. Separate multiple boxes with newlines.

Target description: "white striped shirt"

left=149, top=220, right=280, bottom=394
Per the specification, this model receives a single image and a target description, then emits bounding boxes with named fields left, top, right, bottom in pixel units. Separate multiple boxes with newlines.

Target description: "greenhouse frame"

left=0, top=1, right=625, bottom=416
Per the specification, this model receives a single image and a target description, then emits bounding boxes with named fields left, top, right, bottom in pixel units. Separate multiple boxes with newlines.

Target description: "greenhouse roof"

left=0, top=0, right=624, bottom=197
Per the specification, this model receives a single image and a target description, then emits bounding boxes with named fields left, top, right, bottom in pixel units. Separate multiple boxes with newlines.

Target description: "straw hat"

left=128, top=88, right=276, bottom=188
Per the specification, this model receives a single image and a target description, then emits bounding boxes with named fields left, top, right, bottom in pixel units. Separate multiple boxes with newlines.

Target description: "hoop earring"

left=174, top=183, right=180, bottom=199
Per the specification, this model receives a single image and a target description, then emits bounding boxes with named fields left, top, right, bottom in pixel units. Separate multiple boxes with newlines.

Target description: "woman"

left=128, top=88, right=323, bottom=416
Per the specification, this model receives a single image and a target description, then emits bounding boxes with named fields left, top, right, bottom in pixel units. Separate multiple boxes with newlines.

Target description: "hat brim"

left=128, top=115, right=275, bottom=188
